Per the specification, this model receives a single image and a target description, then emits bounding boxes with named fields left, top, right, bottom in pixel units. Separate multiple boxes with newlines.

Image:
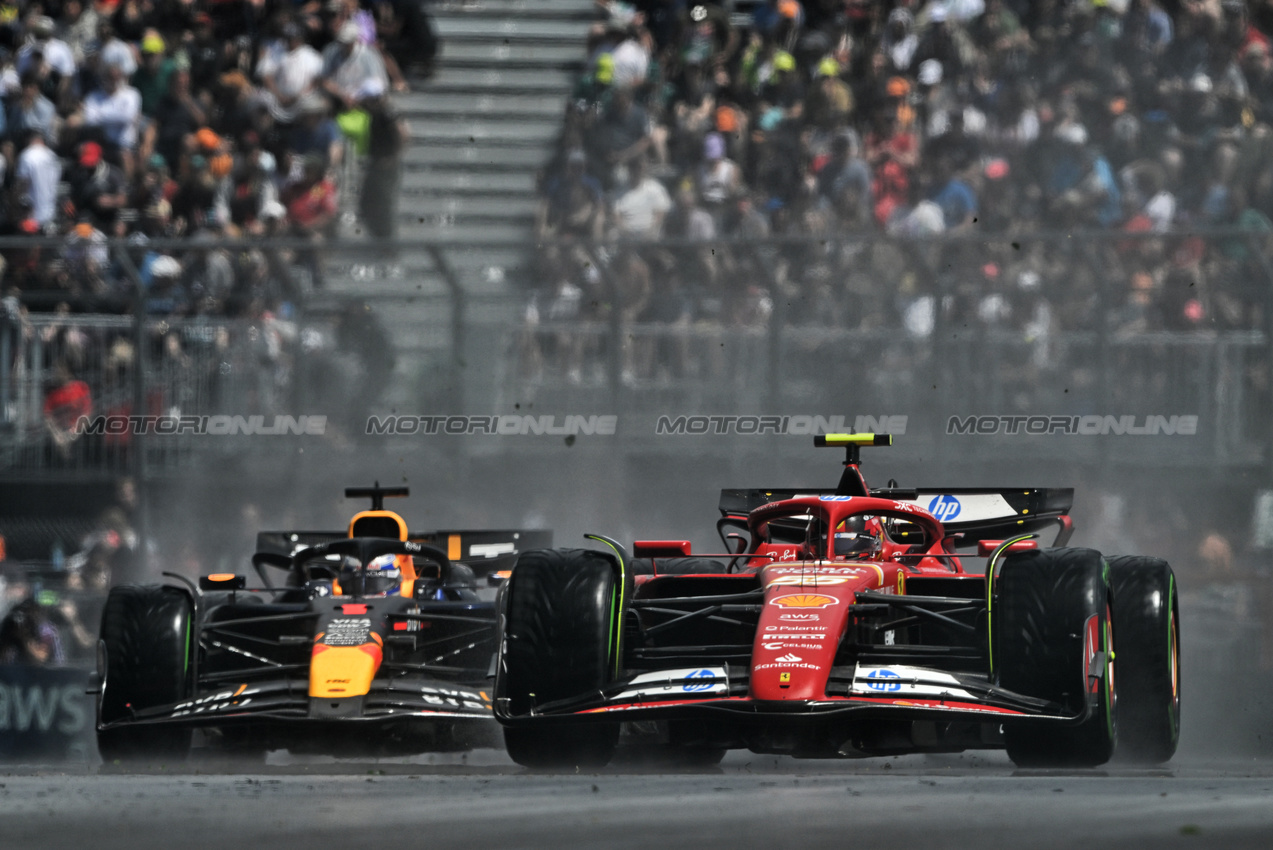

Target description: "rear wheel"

left=997, top=548, right=1116, bottom=768
left=499, top=548, right=625, bottom=769
left=1109, top=556, right=1180, bottom=764
left=97, top=585, right=194, bottom=764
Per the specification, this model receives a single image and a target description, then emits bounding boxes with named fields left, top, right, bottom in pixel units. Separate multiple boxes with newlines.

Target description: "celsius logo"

left=682, top=669, right=717, bottom=692
left=865, top=669, right=902, bottom=692
left=928, top=495, right=962, bottom=522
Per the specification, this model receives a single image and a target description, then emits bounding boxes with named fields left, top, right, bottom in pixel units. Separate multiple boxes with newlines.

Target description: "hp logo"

left=683, top=669, right=717, bottom=692
left=928, top=495, right=962, bottom=522
left=865, top=669, right=902, bottom=692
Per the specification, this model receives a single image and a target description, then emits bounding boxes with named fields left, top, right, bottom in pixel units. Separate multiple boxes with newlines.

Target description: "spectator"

left=358, top=78, right=407, bottom=240
left=152, top=68, right=207, bottom=172
left=610, top=25, right=651, bottom=89
left=321, top=20, right=388, bottom=112
left=930, top=157, right=979, bottom=231
left=282, top=156, right=338, bottom=286
left=68, top=141, right=128, bottom=234
left=17, top=16, right=76, bottom=87
left=7, top=72, right=58, bottom=148
left=15, top=130, right=61, bottom=227
left=90, top=19, right=138, bottom=79
left=595, top=86, right=651, bottom=187
left=537, top=149, right=604, bottom=240
left=42, top=360, right=92, bottom=457
left=817, top=131, right=871, bottom=227
left=131, top=29, right=175, bottom=117
left=697, top=131, right=742, bottom=222
left=81, top=63, right=143, bottom=176
left=257, top=20, right=325, bottom=126
left=612, top=153, right=671, bottom=239
left=287, top=94, right=343, bottom=172
left=0, top=598, right=64, bottom=665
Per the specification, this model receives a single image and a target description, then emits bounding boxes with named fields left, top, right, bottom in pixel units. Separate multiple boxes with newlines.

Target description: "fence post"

left=744, top=243, right=782, bottom=412
left=581, top=244, right=622, bottom=398
left=427, top=246, right=467, bottom=410
left=113, top=245, right=149, bottom=578
left=0, top=306, right=10, bottom=429
left=1248, top=231, right=1273, bottom=484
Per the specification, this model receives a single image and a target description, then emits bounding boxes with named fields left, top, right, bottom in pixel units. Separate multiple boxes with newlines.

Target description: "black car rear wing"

left=718, top=488, right=1074, bottom=547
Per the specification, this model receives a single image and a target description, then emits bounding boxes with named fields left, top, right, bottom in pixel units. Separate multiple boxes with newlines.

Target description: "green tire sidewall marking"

left=1104, top=608, right=1115, bottom=739
left=585, top=536, right=628, bottom=679
left=1168, top=573, right=1180, bottom=739
left=985, top=533, right=1034, bottom=676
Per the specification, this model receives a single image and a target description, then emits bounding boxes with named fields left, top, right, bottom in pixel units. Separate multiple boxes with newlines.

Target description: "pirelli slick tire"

left=499, top=548, right=625, bottom=769
left=97, top=585, right=193, bottom=764
left=503, top=723, right=620, bottom=770
left=997, top=548, right=1116, bottom=768
left=1109, top=556, right=1180, bottom=764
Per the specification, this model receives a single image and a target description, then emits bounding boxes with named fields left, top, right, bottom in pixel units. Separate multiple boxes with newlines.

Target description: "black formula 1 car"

left=494, top=435, right=1180, bottom=769
left=94, top=484, right=550, bottom=761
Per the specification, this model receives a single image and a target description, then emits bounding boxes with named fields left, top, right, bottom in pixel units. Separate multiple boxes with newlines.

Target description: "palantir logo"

left=928, top=495, right=962, bottom=522
left=682, top=669, right=717, bottom=692
left=865, top=669, right=902, bottom=692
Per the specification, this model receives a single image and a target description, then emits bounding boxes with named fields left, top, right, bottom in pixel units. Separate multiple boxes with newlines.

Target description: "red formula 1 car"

left=494, top=434, right=1180, bottom=768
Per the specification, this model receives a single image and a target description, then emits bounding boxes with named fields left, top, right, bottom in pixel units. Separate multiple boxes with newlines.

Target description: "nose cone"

left=309, top=640, right=383, bottom=698
left=750, top=585, right=847, bottom=701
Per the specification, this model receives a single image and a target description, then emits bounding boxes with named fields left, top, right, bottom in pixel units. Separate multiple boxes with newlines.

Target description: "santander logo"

left=774, top=653, right=803, bottom=663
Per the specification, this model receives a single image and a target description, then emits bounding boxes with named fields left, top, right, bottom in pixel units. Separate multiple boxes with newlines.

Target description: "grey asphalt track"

left=4, top=750, right=1273, bottom=849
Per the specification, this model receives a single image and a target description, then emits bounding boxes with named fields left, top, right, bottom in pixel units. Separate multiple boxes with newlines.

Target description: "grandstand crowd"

left=531, top=0, right=1273, bottom=364
left=0, top=0, right=420, bottom=315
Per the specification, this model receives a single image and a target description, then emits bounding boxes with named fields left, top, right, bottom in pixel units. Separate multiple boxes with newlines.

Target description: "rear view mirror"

left=199, top=573, right=246, bottom=590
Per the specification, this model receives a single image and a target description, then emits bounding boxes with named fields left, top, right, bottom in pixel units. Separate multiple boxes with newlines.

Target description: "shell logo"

left=771, top=594, right=837, bottom=609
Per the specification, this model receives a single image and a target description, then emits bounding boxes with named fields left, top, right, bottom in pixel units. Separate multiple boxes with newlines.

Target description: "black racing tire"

left=1109, top=556, right=1180, bottom=764
left=97, top=585, right=194, bottom=764
left=503, top=723, right=620, bottom=770
left=997, top=548, right=1116, bottom=768
left=498, top=548, right=625, bottom=769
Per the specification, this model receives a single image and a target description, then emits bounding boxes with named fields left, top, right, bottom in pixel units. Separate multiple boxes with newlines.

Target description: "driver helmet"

left=835, top=515, right=883, bottom=559
left=338, top=553, right=403, bottom=596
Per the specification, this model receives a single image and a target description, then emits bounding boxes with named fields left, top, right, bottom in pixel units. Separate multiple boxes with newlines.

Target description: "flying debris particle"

left=564, top=435, right=576, bottom=447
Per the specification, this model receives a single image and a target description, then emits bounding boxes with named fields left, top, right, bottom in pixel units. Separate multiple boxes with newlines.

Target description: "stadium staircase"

left=320, top=0, right=595, bottom=410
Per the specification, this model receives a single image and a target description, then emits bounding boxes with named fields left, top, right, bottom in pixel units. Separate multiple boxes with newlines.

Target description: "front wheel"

left=97, top=585, right=194, bottom=764
left=997, top=548, right=1116, bottom=768
left=503, top=724, right=619, bottom=770
left=498, top=547, right=626, bottom=769
left=1109, top=556, right=1180, bottom=764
